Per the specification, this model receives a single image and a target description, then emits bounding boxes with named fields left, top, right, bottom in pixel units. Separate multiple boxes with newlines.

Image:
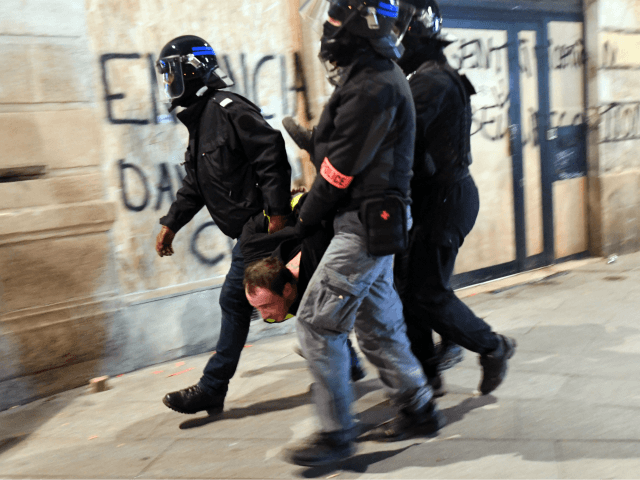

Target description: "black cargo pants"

left=395, top=175, right=500, bottom=379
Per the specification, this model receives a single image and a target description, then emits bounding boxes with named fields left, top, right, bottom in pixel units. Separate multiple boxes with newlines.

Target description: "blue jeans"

left=296, top=210, right=432, bottom=437
left=198, top=240, right=254, bottom=396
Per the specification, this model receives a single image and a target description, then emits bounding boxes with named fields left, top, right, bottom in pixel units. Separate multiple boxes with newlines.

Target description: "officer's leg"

left=353, top=256, right=446, bottom=441
left=395, top=229, right=438, bottom=379
left=200, top=240, right=254, bottom=393
left=162, top=240, right=253, bottom=414
left=410, top=178, right=516, bottom=394
left=295, top=229, right=374, bottom=436
left=354, top=257, right=431, bottom=410
left=410, top=236, right=499, bottom=354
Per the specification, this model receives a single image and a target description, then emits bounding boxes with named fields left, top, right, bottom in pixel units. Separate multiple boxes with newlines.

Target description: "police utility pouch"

left=360, top=194, right=409, bottom=256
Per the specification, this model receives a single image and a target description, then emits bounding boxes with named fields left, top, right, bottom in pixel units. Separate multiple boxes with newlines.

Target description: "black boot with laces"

left=479, top=335, right=517, bottom=395
left=370, top=400, right=446, bottom=442
left=162, top=384, right=225, bottom=415
left=285, top=431, right=356, bottom=467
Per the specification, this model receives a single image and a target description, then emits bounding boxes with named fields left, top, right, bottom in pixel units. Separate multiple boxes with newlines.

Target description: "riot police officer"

left=154, top=35, right=292, bottom=415
left=284, top=0, right=444, bottom=467
left=395, top=0, right=516, bottom=395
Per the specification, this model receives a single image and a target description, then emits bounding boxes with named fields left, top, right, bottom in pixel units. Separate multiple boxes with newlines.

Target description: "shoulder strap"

left=212, top=90, right=263, bottom=114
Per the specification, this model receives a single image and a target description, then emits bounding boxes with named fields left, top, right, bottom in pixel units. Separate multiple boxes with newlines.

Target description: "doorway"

left=441, top=8, right=588, bottom=287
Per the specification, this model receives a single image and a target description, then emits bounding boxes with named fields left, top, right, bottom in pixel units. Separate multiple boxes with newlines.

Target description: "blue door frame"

left=446, top=8, right=585, bottom=288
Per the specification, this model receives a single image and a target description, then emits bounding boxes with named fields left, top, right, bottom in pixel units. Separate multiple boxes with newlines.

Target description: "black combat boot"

left=285, top=431, right=356, bottom=467
left=162, top=384, right=225, bottom=415
left=371, top=400, right=446, bottom=441
left=478, top=335, right=517, bottom=395
left=282, top=116, right=313, bottom=152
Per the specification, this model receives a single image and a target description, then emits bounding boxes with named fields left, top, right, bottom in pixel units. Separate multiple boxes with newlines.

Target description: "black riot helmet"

left=155, top=35, right=233, bottom=104
left=303, top=0, right=416, bottom=65
left=403, top=0, right=443, bottom=40
left=398, top=0, right=453, bottom=73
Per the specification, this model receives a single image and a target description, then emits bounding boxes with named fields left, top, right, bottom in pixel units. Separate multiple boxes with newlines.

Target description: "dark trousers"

left=396, top=176, right=499, bottom=379
left=198, top=240, right=254, bottom=396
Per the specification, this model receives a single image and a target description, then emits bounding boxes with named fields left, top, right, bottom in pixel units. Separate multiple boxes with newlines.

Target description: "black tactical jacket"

left=298, top=51, right=416, bottom=227
left=160, top=90, right=291, bottom=239
left=408, top=58, right=474, bottom=204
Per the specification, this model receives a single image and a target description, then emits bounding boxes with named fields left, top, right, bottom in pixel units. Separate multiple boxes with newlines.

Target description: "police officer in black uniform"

left=153, top=35, right=292, bottom=415
left=395, top=1, right=516, bottom=395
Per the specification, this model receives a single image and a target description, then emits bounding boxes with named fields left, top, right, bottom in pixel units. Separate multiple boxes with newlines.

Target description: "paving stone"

left=0, top=437, right=173, bottom=478
left=555, top=440, right=640, bottom=479
left=516, top=399, right=640, bottom=441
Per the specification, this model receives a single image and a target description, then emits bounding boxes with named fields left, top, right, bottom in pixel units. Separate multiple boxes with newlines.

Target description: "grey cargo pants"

left=296, top=210, right=432, bottom=438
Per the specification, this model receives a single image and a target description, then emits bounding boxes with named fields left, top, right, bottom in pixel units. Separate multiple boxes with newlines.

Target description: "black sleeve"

left=233, top=107, right=292, bottom=217
left=298, top=83, right=396, bottom=227
left=410, top=73, right=448, bottom=178
left=411, top=77, right=448, bottom=140
left=159, top=151, right=205, bottom=233
left=239, top=214, right=300, bottom=267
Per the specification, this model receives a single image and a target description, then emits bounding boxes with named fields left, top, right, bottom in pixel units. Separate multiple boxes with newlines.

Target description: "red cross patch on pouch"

left=320, top=157, right=353, bottom=189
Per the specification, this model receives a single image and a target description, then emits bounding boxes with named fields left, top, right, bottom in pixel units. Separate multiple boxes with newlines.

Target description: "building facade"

left=0, top=0, right=638, bottom=409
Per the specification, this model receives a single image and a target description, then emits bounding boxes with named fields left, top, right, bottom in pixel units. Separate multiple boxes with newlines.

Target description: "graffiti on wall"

left=597, top=101, right=640, bottom=143
left=117, top=159, right=234, bottom=266
left=445, top=34, right=586, bottom=146
left=102, top=50, right=314, bottom=267
left=100, top=51, right=312, bottom=125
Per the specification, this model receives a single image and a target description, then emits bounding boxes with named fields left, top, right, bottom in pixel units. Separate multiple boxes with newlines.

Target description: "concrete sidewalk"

left=1, top=253, right=640, bottom=479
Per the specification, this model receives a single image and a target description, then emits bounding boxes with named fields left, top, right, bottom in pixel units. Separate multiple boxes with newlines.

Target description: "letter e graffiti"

left=100, top=53, right=149, bottom=125
left=118, top=159, right=149, bottom=212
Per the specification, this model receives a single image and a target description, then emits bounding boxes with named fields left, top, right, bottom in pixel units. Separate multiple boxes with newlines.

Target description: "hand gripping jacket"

left=159, top=90, right=292, bottom=239
left=297, top=51, right=415, bottom=229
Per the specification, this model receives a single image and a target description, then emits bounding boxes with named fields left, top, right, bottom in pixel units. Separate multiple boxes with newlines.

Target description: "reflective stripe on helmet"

left=378, top=2, right=399, bottom=18
left=192, top=46, right=215, bottom=56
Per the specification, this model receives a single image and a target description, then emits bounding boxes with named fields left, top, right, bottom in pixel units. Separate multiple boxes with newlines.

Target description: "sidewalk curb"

left=456, top=256, right=603, bottom=298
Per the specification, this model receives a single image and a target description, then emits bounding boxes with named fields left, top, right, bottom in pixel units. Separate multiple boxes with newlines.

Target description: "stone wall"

left=0, top=0, right=310, bottom=411
left=585, top=0, right=640, bottom=254
left=0, top=0, right=119, bottom=409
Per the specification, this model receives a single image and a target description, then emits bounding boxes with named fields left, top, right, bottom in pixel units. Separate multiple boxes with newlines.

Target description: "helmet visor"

left=391, top=1, right=417, bottom=44
left=156, top=56, right=185, bottom=100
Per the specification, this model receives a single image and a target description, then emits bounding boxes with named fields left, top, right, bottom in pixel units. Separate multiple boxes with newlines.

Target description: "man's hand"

left=156, top=225, right=176, bottom=257
left=268, top=215, right=287, bottom=234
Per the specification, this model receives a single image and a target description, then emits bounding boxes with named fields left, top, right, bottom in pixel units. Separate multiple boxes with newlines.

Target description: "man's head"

left=156, top=35, right=234, bottom=111
left=244, top=257, right=298, bottom=323
left=397, top=0, right=451, bottom=73
left=403, top=0, right=443, bottom=42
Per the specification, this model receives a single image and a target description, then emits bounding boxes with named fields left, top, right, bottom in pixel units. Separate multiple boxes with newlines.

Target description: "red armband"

left=320, top=157, right=353, bottom=189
